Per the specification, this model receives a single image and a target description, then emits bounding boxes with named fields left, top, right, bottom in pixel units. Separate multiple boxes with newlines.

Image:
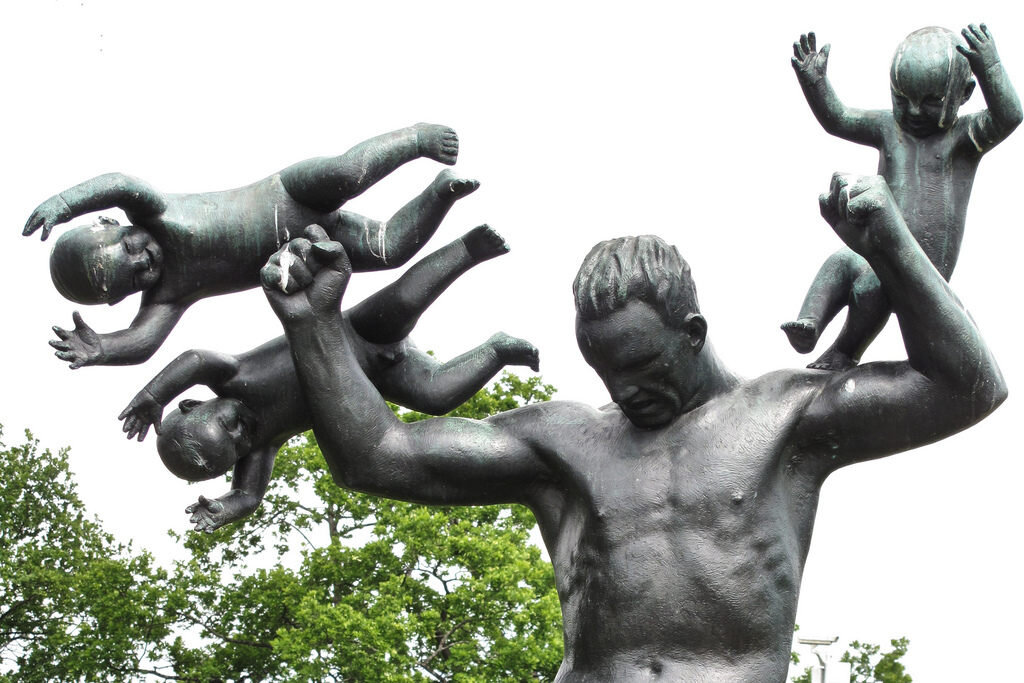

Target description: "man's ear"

left=961, top=78, right=977, bottom=104
left=682, top=313, right=707, bottom=352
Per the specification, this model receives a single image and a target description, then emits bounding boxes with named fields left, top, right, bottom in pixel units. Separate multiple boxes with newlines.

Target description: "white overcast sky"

left=4, top=1, right=1023, bottom=679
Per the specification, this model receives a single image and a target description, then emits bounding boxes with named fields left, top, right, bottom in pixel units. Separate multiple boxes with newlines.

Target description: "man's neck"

left=681, top=342, right=741, bottom=414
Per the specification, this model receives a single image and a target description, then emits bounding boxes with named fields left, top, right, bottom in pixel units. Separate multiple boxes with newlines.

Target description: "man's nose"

left=907, top=100, right=922, bottom=116
left=607, top=379, right=639, bottom=403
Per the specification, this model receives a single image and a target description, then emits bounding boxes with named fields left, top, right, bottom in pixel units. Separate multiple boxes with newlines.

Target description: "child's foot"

left=490, top=332, right=540, bottom=372
left=807, top=346, right=856, bottom=371
left=781, top=318, right=819, bottom=354
left=433, top=168, right=480, bottom=199
left=416, top=123, right=460, bottom=165
left=463, top=224, right=509, bottom=262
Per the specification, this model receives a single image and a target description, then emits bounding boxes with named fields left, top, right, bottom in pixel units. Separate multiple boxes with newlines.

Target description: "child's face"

left=889, top=27, right=973, bottom=138
left=890, top=84, right=947, bottom=138
left=159, top=398, right=259, bottom=481
left=187, top=398, right=258, bottom=465
left=84, top=223, right=163, bottom=303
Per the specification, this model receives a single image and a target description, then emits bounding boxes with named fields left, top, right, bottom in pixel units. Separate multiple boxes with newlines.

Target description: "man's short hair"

left=573, top=235, right=699, bottom=327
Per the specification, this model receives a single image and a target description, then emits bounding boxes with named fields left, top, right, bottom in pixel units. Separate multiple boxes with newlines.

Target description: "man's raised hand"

left=818, top=173, right=904, bottom=257
left=261, top=224, right=353, bottom=324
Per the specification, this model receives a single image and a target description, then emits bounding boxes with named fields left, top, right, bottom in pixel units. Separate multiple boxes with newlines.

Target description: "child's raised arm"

left=52, top=301, right=189, bottom=369
left=186, top=443, right=277, bottom=533
left=792, top=32, right=885, bottom=146
left=24, top=173, right=167, bottom=241
left=957, top=23, right=1023, bottom=153
left=119, top=348, right=240, bottom=441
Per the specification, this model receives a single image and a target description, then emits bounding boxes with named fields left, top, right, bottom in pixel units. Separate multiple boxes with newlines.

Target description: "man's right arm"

left=262, top=231, right=555, bottom=507
left=24, top=173, right=167, bottom=240
left=792, top=32, right=884, bottom=146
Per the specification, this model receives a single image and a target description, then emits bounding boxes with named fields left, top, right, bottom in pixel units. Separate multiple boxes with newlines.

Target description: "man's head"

left=573, top=236, right=708, bottom=429
left=49, top=217, right=163, bottom=305
left=890, top=27, right=975, bottom=137
left=156, top=398, right=258, bottom=482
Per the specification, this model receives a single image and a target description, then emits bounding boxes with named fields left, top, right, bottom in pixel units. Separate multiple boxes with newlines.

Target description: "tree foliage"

left=841, top=638, right=912, bottom=683
left=791, top=635, right=912, bottom=683
left=0, top=428, right=173, bottom=681
left=1, top=372, right=561, bottom=681
left=166, top=371, right=562, bottom=682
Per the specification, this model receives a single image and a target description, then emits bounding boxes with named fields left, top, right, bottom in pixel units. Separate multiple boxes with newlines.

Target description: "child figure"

left=782, top=25, right=1021, bottom=369
left=26, top=123, right=477, bottom=368
left=118, top=224, right=539, bottom=532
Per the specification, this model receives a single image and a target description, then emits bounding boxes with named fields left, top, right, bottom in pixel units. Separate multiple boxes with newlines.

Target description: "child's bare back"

left=782, top=25, right=1021, bottom=369
left=26, top=123, right=477, bottom=368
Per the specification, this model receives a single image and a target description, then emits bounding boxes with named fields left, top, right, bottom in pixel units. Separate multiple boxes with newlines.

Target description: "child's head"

left=156, top=398, right=258, bottom=482
left=49, top=217, right=163, bottom=305
left=890, top=27, right=976, bottom=137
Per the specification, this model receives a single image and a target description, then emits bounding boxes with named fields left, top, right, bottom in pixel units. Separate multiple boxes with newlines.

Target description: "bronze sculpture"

left=261, top=172, right=1006, bottom=681
left=26, top=123, right=473, bottom=367
left=783, top=25, right=1021, bottom=369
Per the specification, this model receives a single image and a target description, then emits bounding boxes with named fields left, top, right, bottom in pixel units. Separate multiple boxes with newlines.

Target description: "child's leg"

left=329, top=169, right=480, bottom=271
left=279, top=123, right=458, bottom=211
left=808, top=271, right=891, bottom=371
left=348, top=224, right=506, bottom=344
left=782, top=248, right=866, bottom=353
left=374, top=334, right=539, bottom=415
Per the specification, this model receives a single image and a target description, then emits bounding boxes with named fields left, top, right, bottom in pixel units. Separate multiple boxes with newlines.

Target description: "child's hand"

left=792, top=32, right=830, bottom=83
left=118, top=389, right=164, bottom=441
left=24, top=195, right=72, bottom=241
left=50, top=312, right=103, bottom=369
left=958, top=24, right=1001, bottom=74
left=186, top=493, right=255, bottom=533
left=186, top=495, right=230, bottom=533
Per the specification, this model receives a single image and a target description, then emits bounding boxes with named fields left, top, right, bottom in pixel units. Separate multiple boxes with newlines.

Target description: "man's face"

left=576, top=300, right=696, bottom=429
left=84, top=224, right=163, bottom=303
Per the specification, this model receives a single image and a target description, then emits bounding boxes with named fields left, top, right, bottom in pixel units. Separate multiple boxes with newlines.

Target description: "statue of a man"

left=260, top=174, right=1006, bottom=681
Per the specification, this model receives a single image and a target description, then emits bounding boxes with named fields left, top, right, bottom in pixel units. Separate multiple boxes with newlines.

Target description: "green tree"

left=166, top=372, right=563, bottom=682
left=0, top=427, right=174, bottom=681
left=841, top=638, right=912, bottom=683
left=791, top=635, right=912, bottom=683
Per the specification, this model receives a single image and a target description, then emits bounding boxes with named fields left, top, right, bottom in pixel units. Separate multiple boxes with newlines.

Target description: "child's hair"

left=890, top=27, right=975, bottom=129
left=156, top=399, right=241, bottom=482
left=49, top=217, right=125, bottom=305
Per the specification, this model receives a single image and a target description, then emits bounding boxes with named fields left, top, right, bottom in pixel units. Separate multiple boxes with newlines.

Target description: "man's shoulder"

left=728, top=368, right=831, bottom=416
left=741, top=368, right=829, bottom=396
left=485, top=399, right=606, bottom=431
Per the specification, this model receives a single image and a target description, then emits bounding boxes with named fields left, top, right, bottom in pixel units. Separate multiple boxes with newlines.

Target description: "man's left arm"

left=792, top=174, right=1007, bottom=469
